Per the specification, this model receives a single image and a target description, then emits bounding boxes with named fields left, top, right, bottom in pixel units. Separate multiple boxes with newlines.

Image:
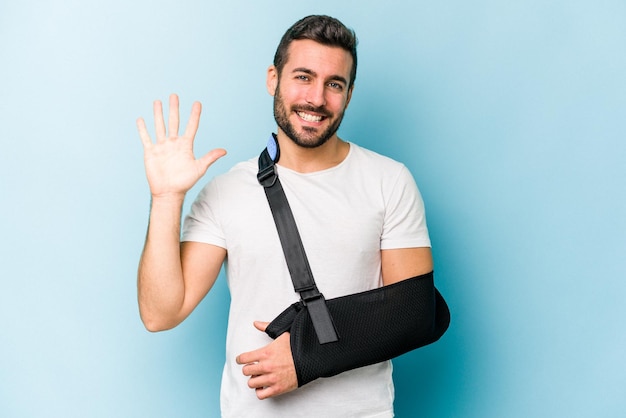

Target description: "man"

left=137, top=15, right=433, bottom=417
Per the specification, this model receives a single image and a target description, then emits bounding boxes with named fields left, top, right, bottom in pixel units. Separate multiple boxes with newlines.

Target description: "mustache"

left=291, top=104, right=332, bottom=118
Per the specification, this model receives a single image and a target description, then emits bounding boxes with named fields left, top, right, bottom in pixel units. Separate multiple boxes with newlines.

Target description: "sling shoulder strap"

left=257, top=134, right=339, bottom=344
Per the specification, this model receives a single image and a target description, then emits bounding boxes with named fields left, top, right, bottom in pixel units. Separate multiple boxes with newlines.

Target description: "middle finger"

left=168, top=93, right=180, bottom=138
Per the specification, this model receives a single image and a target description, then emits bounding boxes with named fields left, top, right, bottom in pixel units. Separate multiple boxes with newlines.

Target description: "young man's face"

left=267, top=39, right=354, bottom=148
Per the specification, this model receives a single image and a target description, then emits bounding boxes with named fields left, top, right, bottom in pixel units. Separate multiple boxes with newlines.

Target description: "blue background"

left=1, top=1, right=624, bottom=417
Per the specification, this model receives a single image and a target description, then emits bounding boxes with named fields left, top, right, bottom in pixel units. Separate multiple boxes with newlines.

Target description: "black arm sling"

left=257, top=135, right=450, bottom=386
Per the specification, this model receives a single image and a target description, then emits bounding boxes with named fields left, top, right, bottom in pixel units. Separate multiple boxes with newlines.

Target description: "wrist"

left=150, top=192, right=186, bottom=206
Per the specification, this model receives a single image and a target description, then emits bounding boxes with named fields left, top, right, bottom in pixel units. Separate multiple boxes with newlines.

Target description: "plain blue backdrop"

left=1, top=1, right=624, bottom=417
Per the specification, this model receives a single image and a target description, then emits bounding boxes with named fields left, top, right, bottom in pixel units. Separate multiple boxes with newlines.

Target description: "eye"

left=328, top=82, right=344, bottom=91
left=296, top=75, right=309, bottom=81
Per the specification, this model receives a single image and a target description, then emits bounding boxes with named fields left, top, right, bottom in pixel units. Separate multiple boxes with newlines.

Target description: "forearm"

left=138, top=194, right=187, bottom=331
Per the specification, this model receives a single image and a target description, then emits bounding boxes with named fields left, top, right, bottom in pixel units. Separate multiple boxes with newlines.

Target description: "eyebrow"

left=292, top=67, right=348, bottom=86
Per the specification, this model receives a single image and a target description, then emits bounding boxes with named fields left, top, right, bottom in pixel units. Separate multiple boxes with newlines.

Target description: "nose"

left=305, top=82, right=326, bottom=108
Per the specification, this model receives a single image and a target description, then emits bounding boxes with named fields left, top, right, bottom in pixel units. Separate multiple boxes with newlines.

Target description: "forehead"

left=283, top=39, right=353, bottom=80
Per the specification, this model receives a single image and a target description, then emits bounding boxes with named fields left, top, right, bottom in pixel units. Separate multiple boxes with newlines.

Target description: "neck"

left=275, top=130, right=350, bottom=173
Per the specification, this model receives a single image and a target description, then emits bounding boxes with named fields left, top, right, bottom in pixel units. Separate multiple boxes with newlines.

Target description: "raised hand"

left=137, top=94, right=226, bottom=198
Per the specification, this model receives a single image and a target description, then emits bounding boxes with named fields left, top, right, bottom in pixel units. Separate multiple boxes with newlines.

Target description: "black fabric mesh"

left=266, top=302, right=304, bottom=339
left=266, top=271, right=450, bottom=386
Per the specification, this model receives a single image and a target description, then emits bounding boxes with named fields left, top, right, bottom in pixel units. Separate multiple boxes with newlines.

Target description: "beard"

left=273, top=83, right=346, bottom=149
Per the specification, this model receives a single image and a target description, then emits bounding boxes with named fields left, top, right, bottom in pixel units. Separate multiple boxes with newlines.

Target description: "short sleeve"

left=181, top=180, right=227, bottom=248
left=380, top=165, right=431, bottom=250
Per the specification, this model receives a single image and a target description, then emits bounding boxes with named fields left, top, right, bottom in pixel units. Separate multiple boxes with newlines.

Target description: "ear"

left=266, top=65, right=278, bottom=96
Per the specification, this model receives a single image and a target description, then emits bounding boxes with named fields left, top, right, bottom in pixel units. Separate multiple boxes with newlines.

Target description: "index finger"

left=236, top=348, right=261, bottom=365
left=183, top=101, right=202, bottom=139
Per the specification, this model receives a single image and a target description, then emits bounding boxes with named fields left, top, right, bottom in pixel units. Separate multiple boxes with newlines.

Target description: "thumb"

left=253, top=321, right=270, bottom=332
left=197, top=148, right=227, bottom=172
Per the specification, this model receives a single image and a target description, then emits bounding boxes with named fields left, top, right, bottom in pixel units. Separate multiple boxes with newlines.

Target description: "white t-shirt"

left=182, top=143, right=430, bottom=417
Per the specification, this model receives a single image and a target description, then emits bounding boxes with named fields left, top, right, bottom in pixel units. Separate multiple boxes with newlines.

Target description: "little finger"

left=136, top=118, right=153, bottom=147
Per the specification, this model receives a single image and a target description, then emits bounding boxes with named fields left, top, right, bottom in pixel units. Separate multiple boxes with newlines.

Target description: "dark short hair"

left=273, top=15, right=358, bottom=88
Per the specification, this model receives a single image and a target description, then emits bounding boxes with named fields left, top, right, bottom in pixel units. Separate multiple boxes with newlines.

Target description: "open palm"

left=137, top=94, right=226, bottom=198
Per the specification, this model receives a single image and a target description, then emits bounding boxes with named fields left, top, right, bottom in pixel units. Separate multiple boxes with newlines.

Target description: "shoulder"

left=346, top=143, right=411, bottom=181
left=349, top=143, right=405, bottom=167
left=192, top=156, right=261, bottom=206
left=214, top=157, right=258, bottom=184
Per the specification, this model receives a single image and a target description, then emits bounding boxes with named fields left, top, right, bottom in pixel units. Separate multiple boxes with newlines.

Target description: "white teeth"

left=297, top=111, right=323, bottom=122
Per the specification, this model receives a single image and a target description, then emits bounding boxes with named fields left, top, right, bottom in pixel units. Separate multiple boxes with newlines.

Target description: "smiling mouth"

left=296, top=111, right=325, bottom=122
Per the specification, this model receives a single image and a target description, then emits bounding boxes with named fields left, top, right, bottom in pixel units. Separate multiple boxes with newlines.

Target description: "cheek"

left=329, top=95, right=349, bottom=113
left=277, top=90, right=298, bottom=109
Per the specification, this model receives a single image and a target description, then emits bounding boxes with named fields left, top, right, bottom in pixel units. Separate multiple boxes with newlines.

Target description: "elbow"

left=139, top=310, right=179, bottom=333
left=142, top=319, right=170, bottom=333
